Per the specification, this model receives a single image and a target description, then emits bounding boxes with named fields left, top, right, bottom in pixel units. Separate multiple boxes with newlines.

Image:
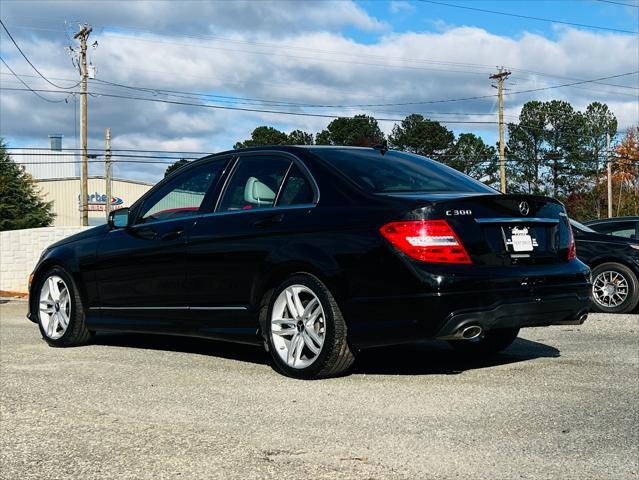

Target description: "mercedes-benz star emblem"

left=518, top=201, right=530, bottom=216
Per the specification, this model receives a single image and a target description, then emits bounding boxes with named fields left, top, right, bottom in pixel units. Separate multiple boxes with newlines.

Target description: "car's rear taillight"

left=379, top=220, right=472, bottom=264
left=568, top=223, right=576, bottom=260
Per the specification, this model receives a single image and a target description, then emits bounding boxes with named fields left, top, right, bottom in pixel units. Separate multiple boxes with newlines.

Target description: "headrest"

left=244, top=176, right=276, bottom=205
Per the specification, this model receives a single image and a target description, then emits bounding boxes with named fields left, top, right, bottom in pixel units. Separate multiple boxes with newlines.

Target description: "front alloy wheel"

left=39, top=275, right=71, bottom=340
left=35, top=266, right=93, bottom=347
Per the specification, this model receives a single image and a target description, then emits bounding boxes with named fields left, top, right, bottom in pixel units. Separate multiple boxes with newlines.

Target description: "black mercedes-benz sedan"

left=28, top=146, right=591, bottom=379
left=570, top=219, right=639, bottom=314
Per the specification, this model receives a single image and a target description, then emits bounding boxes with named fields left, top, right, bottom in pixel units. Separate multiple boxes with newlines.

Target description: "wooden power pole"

left=105, top=128, right=112, bottom=219
left=607, top=132, right=613, bottom=218
left=74, top=24, right=92, bottom=226
left=490, top=67, right=511, bottom=193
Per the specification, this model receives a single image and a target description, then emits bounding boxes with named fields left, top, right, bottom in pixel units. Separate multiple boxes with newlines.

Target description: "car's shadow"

left=353, top=338, right=559, bottom=375
left=94, top=333, right=559, bottom=376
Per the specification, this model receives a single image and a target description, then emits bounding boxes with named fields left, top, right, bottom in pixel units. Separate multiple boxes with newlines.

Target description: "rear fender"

left=251, top=242, right=347, bottom=338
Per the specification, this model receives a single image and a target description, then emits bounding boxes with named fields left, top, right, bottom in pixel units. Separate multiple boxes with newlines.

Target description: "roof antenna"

left=372, top=139, right=388, bottom=155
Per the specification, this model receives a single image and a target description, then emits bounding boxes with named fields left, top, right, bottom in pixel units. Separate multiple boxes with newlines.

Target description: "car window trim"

left=213, top=150, right=319, bottom=214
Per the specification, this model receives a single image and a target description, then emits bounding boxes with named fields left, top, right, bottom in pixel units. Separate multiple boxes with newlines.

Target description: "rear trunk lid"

left=383, top=193, right=572, bottom=266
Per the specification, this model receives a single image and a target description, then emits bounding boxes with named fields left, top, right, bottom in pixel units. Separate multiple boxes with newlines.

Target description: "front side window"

left=138, top=161, right=223, bottom=223
left=218, top=155, right=291, bottom=212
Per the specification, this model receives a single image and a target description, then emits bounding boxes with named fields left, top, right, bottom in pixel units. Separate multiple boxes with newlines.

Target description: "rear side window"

left=278, top=165, right=314, bottom=206
left=314, top=149, right=495, bottom=194
left=218, top=155, right=290, bottom=211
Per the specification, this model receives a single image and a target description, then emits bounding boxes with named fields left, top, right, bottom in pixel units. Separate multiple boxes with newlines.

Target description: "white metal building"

left=36, top=176, right=153, bottom=226
left=10, top=135, right=154, bottom=226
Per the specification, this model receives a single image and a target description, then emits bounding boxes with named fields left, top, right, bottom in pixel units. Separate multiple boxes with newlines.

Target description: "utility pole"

left=105, top=128, right=112, bottom=219
left=607, top=132, right=613, bottom=218
left=490, top=67, right=511, bottom=193
left=74, top=24, right=92, bottom=226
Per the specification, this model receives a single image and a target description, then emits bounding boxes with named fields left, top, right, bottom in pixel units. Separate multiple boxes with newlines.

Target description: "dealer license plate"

left=504, top=226, right=535, bottom=252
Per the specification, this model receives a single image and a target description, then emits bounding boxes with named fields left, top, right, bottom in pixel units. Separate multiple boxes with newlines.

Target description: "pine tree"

left=0, top=140, right=55, bottom=231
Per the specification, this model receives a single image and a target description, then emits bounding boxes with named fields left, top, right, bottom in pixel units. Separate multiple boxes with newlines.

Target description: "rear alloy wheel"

left=591, top=262, right=638, bottom=314
left=448, top=327, right=520, bottom=356
left=35, top=266, right=93, bottom=347
left=265, top=274, right=355, bottom=379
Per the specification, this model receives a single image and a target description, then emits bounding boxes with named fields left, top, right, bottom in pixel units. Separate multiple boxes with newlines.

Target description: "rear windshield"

left=313, top=149, right=495, bottom=194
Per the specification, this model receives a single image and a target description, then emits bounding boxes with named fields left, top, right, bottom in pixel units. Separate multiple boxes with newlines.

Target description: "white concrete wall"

left=0, top=226, right=91, bottom=294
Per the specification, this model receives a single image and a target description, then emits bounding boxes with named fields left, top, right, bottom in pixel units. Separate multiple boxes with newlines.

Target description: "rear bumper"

left=433, top=292, right=589, bottom=339
left=346, top=261, right=591, bottom=348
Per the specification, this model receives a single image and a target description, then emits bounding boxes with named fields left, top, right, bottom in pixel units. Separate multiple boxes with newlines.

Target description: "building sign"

left=78, top=192, right=125, bottom=212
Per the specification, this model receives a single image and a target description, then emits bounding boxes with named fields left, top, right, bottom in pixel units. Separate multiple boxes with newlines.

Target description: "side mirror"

left=108, top=207, right=130, bottom=229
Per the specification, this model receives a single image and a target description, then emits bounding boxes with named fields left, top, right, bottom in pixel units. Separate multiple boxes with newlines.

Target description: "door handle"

left=161, top=227, right=185, bottom=241
left=135, top=227, right=158, bottom=240
left=254, top=213, right=284, bottom=227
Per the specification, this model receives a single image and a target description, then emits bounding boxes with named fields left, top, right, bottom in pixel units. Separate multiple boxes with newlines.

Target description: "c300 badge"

left=445, top=209, right=473, bottom=216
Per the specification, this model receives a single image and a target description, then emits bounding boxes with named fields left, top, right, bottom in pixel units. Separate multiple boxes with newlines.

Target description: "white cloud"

left=389, top=1, right=416, bottom=14
left=1, top=2, right=637, bottom=184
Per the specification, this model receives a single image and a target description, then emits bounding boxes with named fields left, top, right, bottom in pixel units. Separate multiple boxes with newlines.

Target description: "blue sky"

left=1, top=0, right=637, bottom=182
left=359, top=0, right=637, bottom=40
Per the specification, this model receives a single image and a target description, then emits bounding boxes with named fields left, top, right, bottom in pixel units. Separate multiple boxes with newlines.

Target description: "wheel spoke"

left=47, top=313, right=58, bottom=337
left=58, top=311, right=69, bottom=329
left=285, top=289, right=300, bottom=318
left=272, top=318, right=297, bottom=328
left=302, top=298, right=319, bottom=319
left=287, top=333, right=300, bottom=365
left=302, top=331, right=320, bottom=355
left=292, top=288, right=304, bottom=318
left=305, top=326, right=322, bottom=347
left=306, top=305, right=322, bottom=326
left=48, top=277, right=60, bottom=300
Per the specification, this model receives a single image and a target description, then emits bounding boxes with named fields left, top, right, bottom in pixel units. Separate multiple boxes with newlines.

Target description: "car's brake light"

left=379, top=220, right=472, bottom=264
left=568, top=223, right=576, bottom=260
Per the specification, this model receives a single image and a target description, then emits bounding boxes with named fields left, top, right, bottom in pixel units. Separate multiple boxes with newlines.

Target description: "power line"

left=594, top=0, right=639, bottom=8
left=418, top=0, right=639, bottom=34
left=7, top=147, right=213, bottom=155
left=0, top=56, right=68, bottom=103
left=88, top=70, right=639, bottom=109
left=2, top=69, right=635, bottom=125
left=0, top=19, right=80, bottom=89
left=6, top=24, right=637, bottom=97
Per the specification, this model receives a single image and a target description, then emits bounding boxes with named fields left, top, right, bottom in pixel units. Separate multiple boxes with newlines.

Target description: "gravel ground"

left=1, top=300, right=637, bottom=480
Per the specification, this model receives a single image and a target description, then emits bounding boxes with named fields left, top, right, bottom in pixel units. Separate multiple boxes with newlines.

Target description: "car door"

left=92, top=159, right=228, bottom=332
left=185, top=152, right=318, bottom=340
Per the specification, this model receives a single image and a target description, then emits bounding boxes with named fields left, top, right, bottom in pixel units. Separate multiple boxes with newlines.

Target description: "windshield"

left=570, top=219, right=596, bottom=233
left=313, top=148, right=496, bottom=194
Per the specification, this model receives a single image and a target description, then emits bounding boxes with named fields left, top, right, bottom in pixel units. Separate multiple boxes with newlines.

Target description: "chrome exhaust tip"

left=579, top=313, right=588, bottom=324
left=460, top=325, right=483, bottom=340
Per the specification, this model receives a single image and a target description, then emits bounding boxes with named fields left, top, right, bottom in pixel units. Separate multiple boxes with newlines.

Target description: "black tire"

left=262, top=273, right=355, bottom=379
left=34, top=266, right=93, bottom=347
left=448, top=327, right=520, bottom=356
left=590, top=262, right=639, bottom=314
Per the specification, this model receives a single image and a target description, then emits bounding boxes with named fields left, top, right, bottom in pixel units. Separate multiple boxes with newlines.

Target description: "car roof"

left=200, top=145, right=387, bottom=159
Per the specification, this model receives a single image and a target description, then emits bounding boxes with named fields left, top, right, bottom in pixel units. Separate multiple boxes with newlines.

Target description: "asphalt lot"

left=0, top=300, right=637, bottom=480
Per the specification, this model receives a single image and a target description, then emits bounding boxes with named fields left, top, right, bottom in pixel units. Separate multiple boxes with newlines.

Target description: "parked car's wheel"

left=35, top=266, right=93, bottom=347
left=590, top=262, right=639, bottom=314
left=264, top=273, right=355, bottom=379
left=448, top=327, right=520, bottom=356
